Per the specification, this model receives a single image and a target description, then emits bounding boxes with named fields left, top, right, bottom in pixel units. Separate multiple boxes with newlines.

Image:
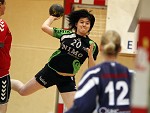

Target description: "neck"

left=76, top=31, right=87, bottom=37
left=103, top=55, right=117, bottom=62
left=76, top=33, right=87, bottom=37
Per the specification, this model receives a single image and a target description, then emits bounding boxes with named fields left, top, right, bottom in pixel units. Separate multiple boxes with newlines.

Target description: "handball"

left=49, top=4, right=64, bottom=17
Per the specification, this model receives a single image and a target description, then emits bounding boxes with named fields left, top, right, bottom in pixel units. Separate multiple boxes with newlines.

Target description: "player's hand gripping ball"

left=49, top=4, right=64, bottom=17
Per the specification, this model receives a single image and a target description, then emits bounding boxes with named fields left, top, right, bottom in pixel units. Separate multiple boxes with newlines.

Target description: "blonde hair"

left=101, top=30, right=121, bottom=56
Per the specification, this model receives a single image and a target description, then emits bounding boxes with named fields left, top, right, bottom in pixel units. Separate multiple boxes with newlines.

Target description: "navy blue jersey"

left=65, top=62, right=134, bottom=113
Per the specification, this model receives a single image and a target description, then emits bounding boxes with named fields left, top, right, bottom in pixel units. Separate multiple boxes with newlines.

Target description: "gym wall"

left=2, top=0, right=135, bottom=113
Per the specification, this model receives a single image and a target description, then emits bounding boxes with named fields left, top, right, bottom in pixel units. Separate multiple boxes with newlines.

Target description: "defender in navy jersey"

left=65, top=30, right=133, bottom=113
left=11, top=9, right=98, bottom=109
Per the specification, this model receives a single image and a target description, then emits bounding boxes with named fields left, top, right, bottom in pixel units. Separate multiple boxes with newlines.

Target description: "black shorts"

left=0, top=74, right=11, bottom=104
left=35, top=64, right=76, bottom=93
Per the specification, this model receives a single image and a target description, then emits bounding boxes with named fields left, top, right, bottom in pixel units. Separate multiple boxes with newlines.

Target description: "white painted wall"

left=139, top=0, right=150, bottom=20
left=106, top=0, right=140, bottom=54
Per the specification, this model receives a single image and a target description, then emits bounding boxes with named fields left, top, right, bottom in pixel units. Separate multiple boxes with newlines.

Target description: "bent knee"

left=19, top=89, right=29, bottom=96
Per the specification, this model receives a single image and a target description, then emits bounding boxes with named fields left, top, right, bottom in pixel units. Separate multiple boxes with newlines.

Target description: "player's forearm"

left=88, top=56, right=96, bottom=68
left=41, top=16, right=55, bottom=36
left=87, top=44, right=96, bottom=68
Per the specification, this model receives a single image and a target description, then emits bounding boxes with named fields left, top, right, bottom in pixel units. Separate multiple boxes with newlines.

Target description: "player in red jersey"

left=0, top=0, right=12, bottom=113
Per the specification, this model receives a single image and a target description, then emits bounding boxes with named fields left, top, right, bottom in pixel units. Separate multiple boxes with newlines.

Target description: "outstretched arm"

left=41, top=16, right=61, bottom=36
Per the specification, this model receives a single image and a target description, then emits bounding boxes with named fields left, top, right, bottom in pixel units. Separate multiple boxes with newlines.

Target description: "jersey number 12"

left=105, top=81, right=129, bottom=106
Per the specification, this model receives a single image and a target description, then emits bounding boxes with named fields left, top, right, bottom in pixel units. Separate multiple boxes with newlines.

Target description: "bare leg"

left=60, top=91, right=76, bottom=109
left=0, top=104, right=7, bottom=113
left=11, top=77, right=44, bottom=96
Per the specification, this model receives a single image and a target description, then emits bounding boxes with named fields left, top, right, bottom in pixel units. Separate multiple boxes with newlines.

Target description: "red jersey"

left=0, top=19, right=12, bottom=77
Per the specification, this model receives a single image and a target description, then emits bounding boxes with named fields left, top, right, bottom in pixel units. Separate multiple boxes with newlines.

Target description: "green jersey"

left=48, top=28, right=99, bottom=74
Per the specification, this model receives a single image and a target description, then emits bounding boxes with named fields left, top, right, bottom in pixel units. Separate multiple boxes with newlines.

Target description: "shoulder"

left=115, top=62, right=128, bottom=69
left=129, top=69, right=136, bottom=76
left=116, top=63, right=135, bottom=75
left=88, top=38, right=97, bottom=45
left=0, top=19, right=9, bottom=32
left=0, top=19, right=7, bottom=26
left=0, top=19, right=4, bottom=23
left=83, top=64, right=101, bottom=77
left=79, top=66, right=101, bottom=86
left=88, top=38, right=98, bottom=51
left=53, top=27, right=73, bottom=34
left=53, top=28, right=74, bottom=39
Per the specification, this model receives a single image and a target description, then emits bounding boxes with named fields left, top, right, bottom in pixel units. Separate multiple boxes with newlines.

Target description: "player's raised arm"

left=41, top=4, right=64, bottom=36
